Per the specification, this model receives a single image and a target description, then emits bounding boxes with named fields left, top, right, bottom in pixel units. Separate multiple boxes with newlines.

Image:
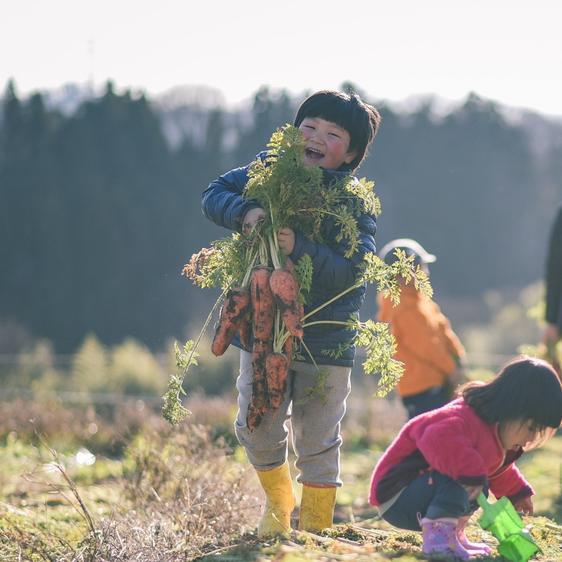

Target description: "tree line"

left=1, top=81, right=561, bottom=352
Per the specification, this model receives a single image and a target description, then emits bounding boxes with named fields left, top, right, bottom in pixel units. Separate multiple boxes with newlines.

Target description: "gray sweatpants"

left=234, top=350, right=352, bottom=486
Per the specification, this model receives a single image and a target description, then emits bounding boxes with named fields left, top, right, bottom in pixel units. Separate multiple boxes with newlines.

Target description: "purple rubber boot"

left=421, top=517, right=474, bottom=560
left=457, top=516, right=493, bottom=555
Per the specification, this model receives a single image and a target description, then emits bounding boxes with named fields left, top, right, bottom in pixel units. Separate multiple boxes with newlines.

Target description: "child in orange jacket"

left=377, top=239, right=465, bottom=419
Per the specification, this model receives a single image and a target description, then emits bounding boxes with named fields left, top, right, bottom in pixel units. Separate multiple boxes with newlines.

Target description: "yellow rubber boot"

left=256, top=463, right=295, bottom=538
left=298, top=485, right=337, bottom=532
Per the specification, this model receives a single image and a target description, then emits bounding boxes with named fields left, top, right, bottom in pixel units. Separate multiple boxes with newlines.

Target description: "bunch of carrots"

left=171, top=215, right=313, bottom=428
left=211, top=258, right=303, bottom=429
left=162, top=125, right=432, bottom=426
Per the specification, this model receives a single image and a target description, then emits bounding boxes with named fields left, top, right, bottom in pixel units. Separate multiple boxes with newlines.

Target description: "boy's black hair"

left=293, top=90, right=381, bottom=172
left=461, top=356, right=562, bottom=430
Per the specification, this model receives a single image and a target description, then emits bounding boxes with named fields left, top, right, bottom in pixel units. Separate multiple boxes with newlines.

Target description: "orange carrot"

left=266, top=352, right=289, bottom=409
left=269, top=268, right=303, bottom=338
left=245, top=267, right=277, bottom=430
left=251, top=266, right=275, bottom=342
left=247, top=339, right=271, bottom=430
left=211, top=287, right=250, bottom=356
left=246, top=403, right=264, bottom=431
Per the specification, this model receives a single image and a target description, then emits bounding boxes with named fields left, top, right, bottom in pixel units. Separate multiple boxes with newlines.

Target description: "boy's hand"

left=242, top=207, right=266, bottom=235
left=513, top=496, right=534, bottom=515
left=277, top=228, right=295, bottom=256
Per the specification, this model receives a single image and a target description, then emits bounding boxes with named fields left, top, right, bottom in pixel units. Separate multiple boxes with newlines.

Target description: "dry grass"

left=93, top=423, right=260, bottom=561
left=1, top=392, right=561, bottom=561
left=0, top=418, right=262, bottom=561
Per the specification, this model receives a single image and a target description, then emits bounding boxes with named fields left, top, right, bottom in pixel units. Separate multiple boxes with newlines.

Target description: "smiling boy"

left=201, top=90, right=381, bottom=537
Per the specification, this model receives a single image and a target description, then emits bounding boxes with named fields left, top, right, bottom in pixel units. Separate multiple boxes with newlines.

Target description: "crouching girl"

left=369, top=356, right=562, bottom=559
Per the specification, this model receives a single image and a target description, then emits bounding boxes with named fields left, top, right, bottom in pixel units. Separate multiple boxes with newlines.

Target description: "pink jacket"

left=369, top=399, right=533, bottom=506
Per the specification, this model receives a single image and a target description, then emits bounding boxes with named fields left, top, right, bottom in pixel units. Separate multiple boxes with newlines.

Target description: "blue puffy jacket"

left=201, top=153, right=377, bottom=367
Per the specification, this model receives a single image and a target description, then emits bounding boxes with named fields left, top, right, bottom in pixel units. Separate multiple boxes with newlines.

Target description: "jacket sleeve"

left=201, top=163, right=262, bottom=232
left=414, top=416, right=488, bottom=486
left=288, top=212, right=377, bottom=293
left=489, top=463, right=534, bottom=502
left=392, top=307, right=458, bottom=374
left=545, top=206, right=562, bottom=325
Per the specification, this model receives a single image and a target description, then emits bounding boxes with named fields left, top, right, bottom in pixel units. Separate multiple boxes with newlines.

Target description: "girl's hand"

left=242, top=207, right=266, bottom=235
left=278, top=228, right=295, bottom=256
left=463, top=484, right=483, bottom=501
left=513, top=496, right=534, bottom=515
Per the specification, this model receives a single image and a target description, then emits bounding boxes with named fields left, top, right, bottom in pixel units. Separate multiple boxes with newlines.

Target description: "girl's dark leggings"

left=382, top=471, right=488, bottom=531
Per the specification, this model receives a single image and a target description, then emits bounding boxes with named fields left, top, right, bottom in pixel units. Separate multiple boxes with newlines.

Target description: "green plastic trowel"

left=477, top=493, right=540, bottom=562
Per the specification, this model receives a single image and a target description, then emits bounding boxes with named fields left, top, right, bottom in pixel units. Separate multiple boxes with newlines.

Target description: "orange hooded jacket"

left=377, top=284, right=465, bottom=397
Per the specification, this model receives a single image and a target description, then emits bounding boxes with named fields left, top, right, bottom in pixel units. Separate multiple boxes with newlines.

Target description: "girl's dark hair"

left=293, top=90, right=381, bottom=172
left=461, top=356, right=562, bottom=430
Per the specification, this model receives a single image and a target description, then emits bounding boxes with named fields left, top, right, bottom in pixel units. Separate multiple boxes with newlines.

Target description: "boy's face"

left=298, top=117, right=357, bottom=170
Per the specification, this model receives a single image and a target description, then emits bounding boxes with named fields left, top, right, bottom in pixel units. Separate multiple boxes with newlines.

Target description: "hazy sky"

left=2, top=0, right=562, bottom=115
